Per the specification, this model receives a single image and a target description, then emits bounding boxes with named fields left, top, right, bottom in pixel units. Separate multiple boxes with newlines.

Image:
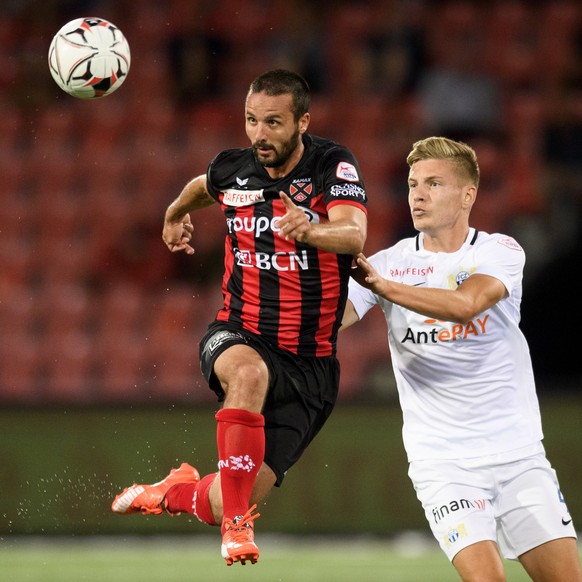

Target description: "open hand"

left=351, top=253, right=385, bottom=293
left=162, top=214, right=195, bottom=254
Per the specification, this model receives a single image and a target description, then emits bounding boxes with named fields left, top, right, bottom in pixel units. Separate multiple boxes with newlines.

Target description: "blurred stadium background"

left=1, top=0, right=581, bottom=559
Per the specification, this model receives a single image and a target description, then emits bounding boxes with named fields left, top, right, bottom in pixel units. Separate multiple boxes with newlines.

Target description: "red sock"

left=215, top=408, right=265, bottom=530
left=164, top=473, right=217, bottom=526
left=193, top=473, right=217, bottom=526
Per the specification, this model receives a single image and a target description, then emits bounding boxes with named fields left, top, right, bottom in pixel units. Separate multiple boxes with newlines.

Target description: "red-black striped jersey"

left=205, top=133, right=368, bottom=357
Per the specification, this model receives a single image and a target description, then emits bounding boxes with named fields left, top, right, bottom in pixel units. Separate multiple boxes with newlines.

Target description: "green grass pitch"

left=0, top=536, right=539, bottom=581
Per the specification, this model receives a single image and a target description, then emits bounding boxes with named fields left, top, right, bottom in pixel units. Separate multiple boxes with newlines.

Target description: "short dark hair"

left=248, top=69, right=311, bottom=121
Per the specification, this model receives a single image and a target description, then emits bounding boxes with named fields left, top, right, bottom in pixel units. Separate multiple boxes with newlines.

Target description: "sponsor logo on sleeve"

left=497, top=237, right=523, bottom=251
left=336, top=161, right=359, bottom=182
left=330, top=183, right=366, bottom=200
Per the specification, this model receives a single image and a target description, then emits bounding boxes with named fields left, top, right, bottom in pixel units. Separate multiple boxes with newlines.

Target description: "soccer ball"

left=48, top=17, right=131, bottom=99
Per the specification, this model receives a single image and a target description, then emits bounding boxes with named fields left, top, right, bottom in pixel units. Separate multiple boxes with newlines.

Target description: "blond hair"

left=406, top=137, right=480, bottom=188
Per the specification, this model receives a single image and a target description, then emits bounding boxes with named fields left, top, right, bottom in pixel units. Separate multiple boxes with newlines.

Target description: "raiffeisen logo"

left=390, top=266, right=434, bottom=278
left=401, top=315, right=490, bottom=344
left=222, top=188, right=264, bottom=206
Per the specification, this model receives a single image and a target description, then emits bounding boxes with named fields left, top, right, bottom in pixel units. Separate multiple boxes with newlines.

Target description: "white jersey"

left=348, top=228, right=543, bottom=462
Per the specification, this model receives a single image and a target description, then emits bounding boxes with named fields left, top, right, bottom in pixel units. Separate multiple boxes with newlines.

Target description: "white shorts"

left=408, top=443, right=577, bottom=561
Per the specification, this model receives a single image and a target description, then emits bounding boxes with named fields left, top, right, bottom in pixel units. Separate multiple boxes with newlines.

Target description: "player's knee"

left=452, top=542, right=506, bottom=582
left=240, top=360, right=269, bottom=386
left=220, top=361, right=268, bottom=409
left=215, top=347, right=268, bottom=389
left=227, top=360, right=268, bottom=392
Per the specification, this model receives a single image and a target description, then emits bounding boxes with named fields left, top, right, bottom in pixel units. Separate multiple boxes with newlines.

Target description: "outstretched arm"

left=340, top=299, right=360, bottom=331
left=162, top=174, right=216, bottom=254
left=277, top=192, right=367, bottom=255
left=353, top=254, right=507, bottom=324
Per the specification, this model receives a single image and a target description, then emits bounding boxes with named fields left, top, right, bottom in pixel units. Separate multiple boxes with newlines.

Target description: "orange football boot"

left=221, top=504, right=260, bottom=566
left=111, top=462, right=200, bottom=515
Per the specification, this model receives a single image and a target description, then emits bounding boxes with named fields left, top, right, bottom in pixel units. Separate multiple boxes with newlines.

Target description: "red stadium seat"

left=43, top=329, right=94, bottom=403
left=0, top=331, right=42, bottom=402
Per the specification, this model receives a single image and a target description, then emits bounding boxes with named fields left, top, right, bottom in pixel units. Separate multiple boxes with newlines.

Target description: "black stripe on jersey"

left=330, top=252, right=351, bottom=341
left=256, top=200, right=279, bottom=338
left=296, top=240, right=322, bottom=358
left=269, top=197, right=321, bottom=356
left=221, top=206, right=247, bottom=325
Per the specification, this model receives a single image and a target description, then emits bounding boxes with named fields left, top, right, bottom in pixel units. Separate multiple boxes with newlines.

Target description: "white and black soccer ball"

left=48, top=17, right=131, bottom=99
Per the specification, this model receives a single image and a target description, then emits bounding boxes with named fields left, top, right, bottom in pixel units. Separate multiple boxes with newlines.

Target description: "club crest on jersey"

left=448, top=267, right=476, bottom=289
left=456, top=271, right=470, bottom=286
left=222, top=188, right=265, bottom=206
left=336, top=161, right=359, bottom=182
left=289, top=181, right=312, bottom=202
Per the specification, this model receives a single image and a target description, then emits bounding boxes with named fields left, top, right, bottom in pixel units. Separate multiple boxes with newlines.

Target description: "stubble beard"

left=253, top=129, right=301, bottom=169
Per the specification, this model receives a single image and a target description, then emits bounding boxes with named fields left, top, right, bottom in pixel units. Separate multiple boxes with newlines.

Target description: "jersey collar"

left=415, top=228, right=478, bottom=252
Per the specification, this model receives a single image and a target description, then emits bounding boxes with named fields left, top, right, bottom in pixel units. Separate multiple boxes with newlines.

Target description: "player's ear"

left=463, top=186, right=477, bottom=209
left=298, top=113, right=310, bottom=134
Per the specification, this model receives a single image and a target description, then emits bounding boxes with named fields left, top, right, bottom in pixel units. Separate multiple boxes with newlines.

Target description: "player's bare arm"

left=163, top=174, right=216, bottom=254
left=277, top=192, right=366, bottom=255
left=339, top=299, right=360, bottom=331
left=353, top=254, right=506, bottom=324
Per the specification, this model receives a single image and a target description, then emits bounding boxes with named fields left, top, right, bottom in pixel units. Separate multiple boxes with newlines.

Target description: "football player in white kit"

left=342, top=136, right=581, bottom=581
